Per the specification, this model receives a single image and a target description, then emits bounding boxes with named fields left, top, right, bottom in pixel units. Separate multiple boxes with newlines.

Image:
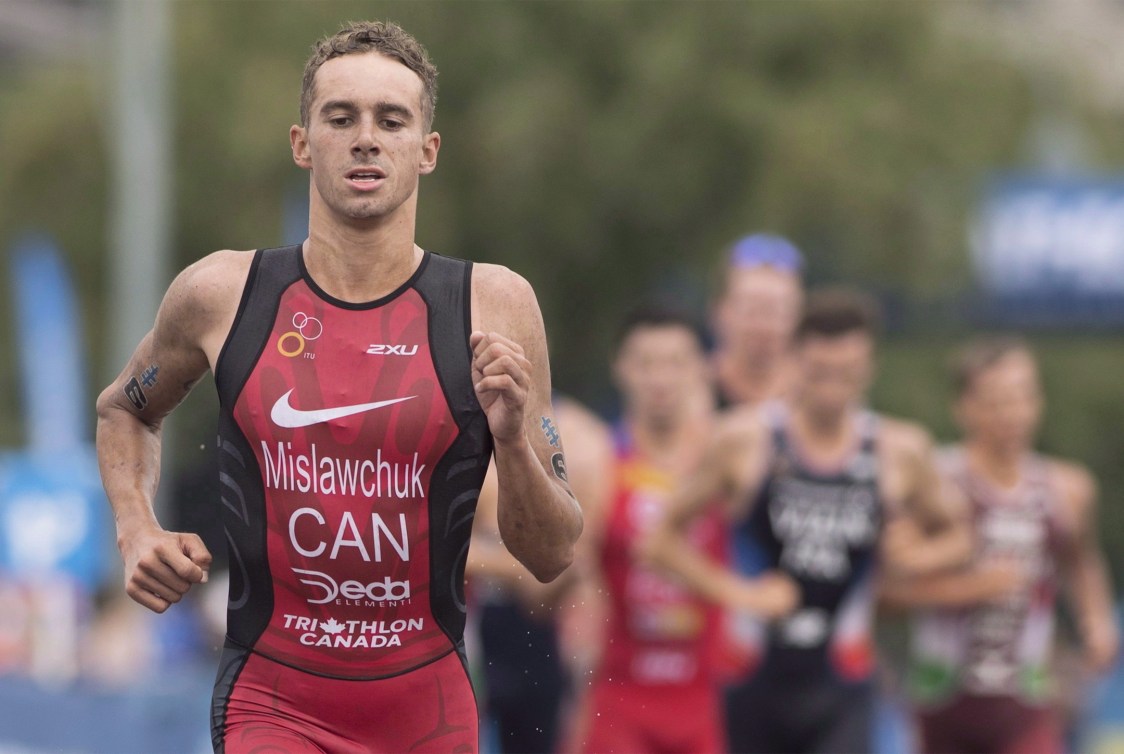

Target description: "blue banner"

left=9, top=235, right=89, bottom=451
left=0, top=449, right=112, bottom=591
left=971, top=175, right=1124, bottom=295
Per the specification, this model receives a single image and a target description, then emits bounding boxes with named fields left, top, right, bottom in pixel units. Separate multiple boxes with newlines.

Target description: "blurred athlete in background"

left=885, top=337, right=1119, bottom=754
left=568, top=307, right=731, bottom=753
left=469, top=396, right=612, bottom=754
left=648, top=288, right=972, bottom=754
left=710, top=234, right=804, bottom=408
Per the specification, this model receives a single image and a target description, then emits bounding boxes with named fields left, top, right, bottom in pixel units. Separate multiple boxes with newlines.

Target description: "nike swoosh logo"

left=270, top=389, right=415, bottom=429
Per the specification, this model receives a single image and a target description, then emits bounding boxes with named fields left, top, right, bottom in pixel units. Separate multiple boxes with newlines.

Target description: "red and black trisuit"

left=209, top=245, right=491, bottom=753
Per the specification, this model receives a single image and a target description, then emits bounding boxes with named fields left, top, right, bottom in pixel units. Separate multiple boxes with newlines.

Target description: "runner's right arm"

left=880, top=558, right=1023, bottom=609
left=95, top=251, right=246, bottom=613
left=643, top=412, right=797, bottom=618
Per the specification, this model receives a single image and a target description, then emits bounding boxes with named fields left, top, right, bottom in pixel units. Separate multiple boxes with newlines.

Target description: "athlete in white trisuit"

left=884, top=337, right=1119, bottom=754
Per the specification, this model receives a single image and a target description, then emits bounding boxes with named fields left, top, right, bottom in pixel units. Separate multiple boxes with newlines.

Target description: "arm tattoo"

left=141, top=364, right=160, bottom=388
left=123, top=377, right=148, bottom=411
left=550, top=452, right=568, bottom=483
left=540, top=416, right=561, bottom=447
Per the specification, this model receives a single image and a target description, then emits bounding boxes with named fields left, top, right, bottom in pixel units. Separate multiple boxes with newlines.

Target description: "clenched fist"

left=471, top=330, right=533, bottom=445
left=119, top=525, right=212, bottom=613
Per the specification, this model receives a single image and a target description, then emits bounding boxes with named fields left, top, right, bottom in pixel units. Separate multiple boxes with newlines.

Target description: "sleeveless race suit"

left=577, top=425, right=727, bottom=754
left=910, top=447, right=1065, bottom=754
left=209, top=246, right=492, bottom=753
left=725, top=404, right=882, bottom=754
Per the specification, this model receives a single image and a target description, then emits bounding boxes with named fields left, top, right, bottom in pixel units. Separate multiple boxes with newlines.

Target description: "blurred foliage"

left=0, top=1, right=1039, bottom=399
left=0, top=2, right=1122, bottom=586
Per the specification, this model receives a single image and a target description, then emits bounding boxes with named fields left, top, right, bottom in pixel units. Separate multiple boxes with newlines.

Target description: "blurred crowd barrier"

left=0, top=570, right=224, bottom=754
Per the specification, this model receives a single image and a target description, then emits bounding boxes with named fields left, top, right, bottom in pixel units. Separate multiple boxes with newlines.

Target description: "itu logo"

left=277, top=312, right=323, bottom=359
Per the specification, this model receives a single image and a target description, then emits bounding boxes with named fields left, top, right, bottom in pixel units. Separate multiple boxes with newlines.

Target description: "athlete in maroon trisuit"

left=883, top=338, right=1119, bottom=754
left=570, top=308, right=730, bottom=754
left=95, top=21, right=582, bottom=754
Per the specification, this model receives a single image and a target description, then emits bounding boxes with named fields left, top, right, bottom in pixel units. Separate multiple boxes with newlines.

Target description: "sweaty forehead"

left=311, top=51, right=424, bottom=113
left=724, top=267, right=801, bottom=302
left=974, top=352, right=1039, bottom=390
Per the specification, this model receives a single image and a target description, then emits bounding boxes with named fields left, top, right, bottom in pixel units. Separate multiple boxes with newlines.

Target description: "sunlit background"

left=1, top=1, right=1123, bottom=752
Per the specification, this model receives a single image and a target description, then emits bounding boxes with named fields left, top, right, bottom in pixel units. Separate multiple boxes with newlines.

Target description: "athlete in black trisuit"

left=647, top=288, right=972, bottom=754
left=95, top=21, right=581, bottom=754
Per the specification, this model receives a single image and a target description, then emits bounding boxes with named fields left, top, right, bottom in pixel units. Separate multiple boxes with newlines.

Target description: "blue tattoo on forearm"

left=541, top=416, right=560, bottom=447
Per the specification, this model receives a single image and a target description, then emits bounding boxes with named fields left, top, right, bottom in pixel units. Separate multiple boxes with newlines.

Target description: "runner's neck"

left=716, top=355, right=788, bottom=406
left=628, top=412, right=709, bottom=474
left=964, top=440, right=1027, bottom=491
left=788, top=405, right=858, bottom=466
left=301, top=235, right=424, bottom=303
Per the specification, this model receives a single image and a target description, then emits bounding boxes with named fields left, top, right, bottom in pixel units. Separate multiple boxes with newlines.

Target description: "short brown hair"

left=795, top=287, right=881, bottom=342
left=950, top=335, right=1032, bottom=397
left=300, top=20, right=438, bottom=129
left=613, top=304, right=707, bottom=355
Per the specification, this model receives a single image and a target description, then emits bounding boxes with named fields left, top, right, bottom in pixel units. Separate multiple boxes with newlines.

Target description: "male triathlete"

left=573, top=307, right=767, bottom=753
left=887, top=337, right=1119, bottom=754
left=95, top=21, right=581, bottom=753
left=648, top=288, right=971, bottom=754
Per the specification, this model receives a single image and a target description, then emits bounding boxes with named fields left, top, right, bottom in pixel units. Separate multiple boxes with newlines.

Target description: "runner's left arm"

left=470, top=265, right=582, bottom=583
left=1058, top=464, right=1120, bottom=673
left=467, top=462, right=573, bottom=606
left=643, top=413, right=798, bottom=618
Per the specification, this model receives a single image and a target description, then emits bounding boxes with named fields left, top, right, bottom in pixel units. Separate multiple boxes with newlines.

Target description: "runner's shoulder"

left=1042, top=456, right=1097, bottom=509
left=470, top=262, right=540, bottom=330
left=553, top=395, right=612, bottom=446
left=159, top=249, right=256, bottom=335
left=472, top=262, right=535, bottom=301
left=877, top=414, right=935, bottom=460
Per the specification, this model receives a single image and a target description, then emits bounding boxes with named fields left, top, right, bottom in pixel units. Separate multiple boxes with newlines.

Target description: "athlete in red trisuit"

left=95, top=21, right=582, bottom=753
left=570, top=307, right=753, bottom=754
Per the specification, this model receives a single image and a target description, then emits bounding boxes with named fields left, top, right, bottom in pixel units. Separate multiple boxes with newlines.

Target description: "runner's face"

left=793, top=332, right=873, bottom=421
left=291, top=52, right=438, bottom=222
left=714, top=267, right=801, bottom=365
left=613, top=325, right=707, bottom=427
left=956, top=351, right=1042, bottom=453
